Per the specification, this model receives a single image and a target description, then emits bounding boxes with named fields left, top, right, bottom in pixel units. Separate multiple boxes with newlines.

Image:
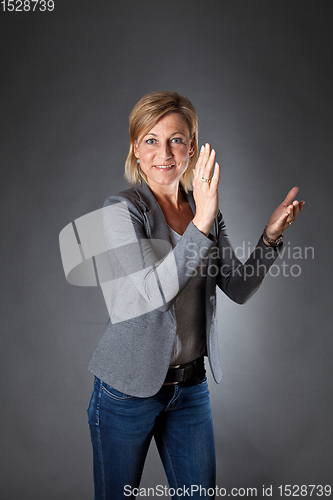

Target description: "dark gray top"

left=167, top=226, right=207, bottom=366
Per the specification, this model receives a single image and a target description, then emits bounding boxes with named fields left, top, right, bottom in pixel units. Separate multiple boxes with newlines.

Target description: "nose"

left=158, top=141, right=172, bottom=160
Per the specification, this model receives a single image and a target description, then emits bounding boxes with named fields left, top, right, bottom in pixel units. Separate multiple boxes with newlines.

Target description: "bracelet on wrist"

left=262, top=226, right=283, bottom=248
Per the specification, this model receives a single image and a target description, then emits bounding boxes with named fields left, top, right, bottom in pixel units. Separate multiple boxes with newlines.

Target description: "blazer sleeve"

left=215, top=210, right=280, bottom=304
left=102, top=195, right=215, bottom=316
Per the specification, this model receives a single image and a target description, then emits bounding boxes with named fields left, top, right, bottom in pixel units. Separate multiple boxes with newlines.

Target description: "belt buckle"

left=163, top=364, right=182, bottom=385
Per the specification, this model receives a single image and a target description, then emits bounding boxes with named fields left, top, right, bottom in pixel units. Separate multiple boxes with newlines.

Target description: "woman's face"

left=134, top=113, right=195, bottom=191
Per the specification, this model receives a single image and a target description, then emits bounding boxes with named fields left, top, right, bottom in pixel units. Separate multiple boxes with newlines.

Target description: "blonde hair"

left=125, top=91, right=198, bottom=192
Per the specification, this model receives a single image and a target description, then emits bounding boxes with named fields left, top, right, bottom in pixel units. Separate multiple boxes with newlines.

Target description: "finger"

left=202, top=148, right=216, bottom=180
left=292, top=200, right=300, bottom=219
left=195, top=144, right=215, bottom=182
left=193, top=145, right=206, bottom=179
left=194, top=144, right=210, bottom=181
left=210, top=162, right=220, bottom=188
left=282, top=186, right=299, bottom=207
left=277, top=214, right=291, bottom=232
left=200, top=143, right=211, bottom=170
left=282, top=205, right=294, bottom=224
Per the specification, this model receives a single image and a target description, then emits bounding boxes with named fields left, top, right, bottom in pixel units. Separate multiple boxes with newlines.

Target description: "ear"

left=188, top=135, right=196, bottom=157
left=133, top=141, right=139, bottom=158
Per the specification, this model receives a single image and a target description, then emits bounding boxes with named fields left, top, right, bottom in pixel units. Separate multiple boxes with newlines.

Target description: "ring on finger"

left=201, top=177, right=211, bottom=183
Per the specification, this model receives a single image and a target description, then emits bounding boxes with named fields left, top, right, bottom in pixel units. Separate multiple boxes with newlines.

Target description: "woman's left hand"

left=265, top=186, right=305, bottom=240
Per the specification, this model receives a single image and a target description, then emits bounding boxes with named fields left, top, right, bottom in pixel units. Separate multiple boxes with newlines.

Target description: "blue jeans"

left=87, top=375, right=216, bottom=499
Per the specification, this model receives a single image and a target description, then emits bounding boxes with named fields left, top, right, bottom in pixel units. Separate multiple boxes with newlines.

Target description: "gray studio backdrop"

left=1, top=1, right=332, bottom=499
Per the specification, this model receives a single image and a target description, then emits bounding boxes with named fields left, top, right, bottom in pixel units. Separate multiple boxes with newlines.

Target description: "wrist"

left=262, top=226, right=283, bottom=248
left=192, top=215, right=211, bottom=237
left=265, top=227, right=281, bottom=240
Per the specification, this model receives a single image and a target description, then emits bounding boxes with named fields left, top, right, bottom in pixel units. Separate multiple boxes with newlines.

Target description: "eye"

left=145, top=138, right=156, bottom=145
left=171, top=137, right=183, bottom=144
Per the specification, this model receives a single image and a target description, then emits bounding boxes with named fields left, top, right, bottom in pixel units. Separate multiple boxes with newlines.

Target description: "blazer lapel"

left=135, top=181, right=171, bottom=242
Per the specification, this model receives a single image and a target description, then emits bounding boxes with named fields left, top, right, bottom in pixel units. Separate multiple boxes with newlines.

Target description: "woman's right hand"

left=192, top=143, right=220, bottom=236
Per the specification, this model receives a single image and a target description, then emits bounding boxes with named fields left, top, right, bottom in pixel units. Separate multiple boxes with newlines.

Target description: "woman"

left=87, top=91, right=304, bottom=499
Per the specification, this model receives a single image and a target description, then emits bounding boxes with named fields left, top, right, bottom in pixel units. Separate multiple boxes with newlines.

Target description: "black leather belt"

left=163, top=356, right=205, bottom=385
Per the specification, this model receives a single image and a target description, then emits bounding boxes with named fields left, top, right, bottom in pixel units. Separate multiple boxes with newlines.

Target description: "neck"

left=147, top=180, right=183, bottom=208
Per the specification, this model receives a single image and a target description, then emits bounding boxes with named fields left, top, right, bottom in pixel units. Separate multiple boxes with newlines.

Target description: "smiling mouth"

left=154, top=164, right=175, bottom=170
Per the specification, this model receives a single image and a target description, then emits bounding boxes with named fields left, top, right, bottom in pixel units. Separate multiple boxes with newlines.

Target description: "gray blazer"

left=87, top=181, right=279, bottom=397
